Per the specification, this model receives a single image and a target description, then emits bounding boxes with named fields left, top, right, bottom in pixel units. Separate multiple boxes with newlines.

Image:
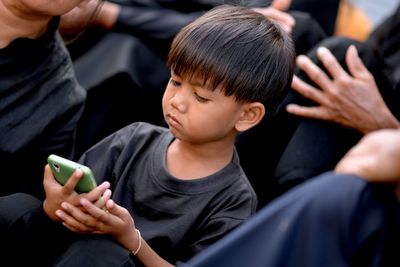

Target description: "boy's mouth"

left=166, top=114, right=181, bottom=127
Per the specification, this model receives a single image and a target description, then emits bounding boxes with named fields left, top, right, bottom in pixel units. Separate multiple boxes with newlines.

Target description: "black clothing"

left=78, top=122, right=257, bottom=263
left=273, top=6, right=400, bottom=196
left=0, top=18, right=86, bottom=199
left=181, top=173, right=400, bottom=267
left=0, top=122, right=256, bottom=266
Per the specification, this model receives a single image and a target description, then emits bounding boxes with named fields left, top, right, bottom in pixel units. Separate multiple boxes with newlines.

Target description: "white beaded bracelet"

left=132, top=229, right=142, bottom=255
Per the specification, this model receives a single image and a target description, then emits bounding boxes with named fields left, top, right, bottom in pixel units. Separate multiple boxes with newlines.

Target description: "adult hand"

left=335, top=129, right=400, bottom=196
left=271, top=0, right=292, bottom=11
left=252, top=0, right=295, bottom=33
left=59, top=0, right=120, bottom=39
left=43, top=164, right=110, bottom=221
left=287, top=45, right=400, bottom=134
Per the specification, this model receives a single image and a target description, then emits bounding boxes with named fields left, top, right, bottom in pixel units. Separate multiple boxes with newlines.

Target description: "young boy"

left=0, top=5, right=295, bottom=267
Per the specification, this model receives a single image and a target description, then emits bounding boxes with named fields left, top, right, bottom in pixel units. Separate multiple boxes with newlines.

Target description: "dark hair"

left=167, top=5, right=295, bottom=117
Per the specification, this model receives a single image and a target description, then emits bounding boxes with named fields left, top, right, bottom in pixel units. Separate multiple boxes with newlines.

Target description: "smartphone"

left=47, top=154, right=97, bottom=193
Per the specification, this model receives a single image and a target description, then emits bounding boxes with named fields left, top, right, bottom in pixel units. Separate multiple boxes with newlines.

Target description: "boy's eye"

left=194, top=92, right=209, bottom=103
left=169, top=78, right=181, bottom=87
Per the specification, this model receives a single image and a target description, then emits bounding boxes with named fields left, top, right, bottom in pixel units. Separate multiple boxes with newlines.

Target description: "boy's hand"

left=56, top=198, right=138, bottom=251
left=42, top=164, right=110, bottom=221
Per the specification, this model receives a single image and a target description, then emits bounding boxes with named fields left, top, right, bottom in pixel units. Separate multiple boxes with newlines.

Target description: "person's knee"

left=0, top=193, right=42, bottom=230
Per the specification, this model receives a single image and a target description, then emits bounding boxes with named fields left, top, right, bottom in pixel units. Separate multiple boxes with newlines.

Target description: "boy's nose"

left=170, top=91, right=188, bottom=113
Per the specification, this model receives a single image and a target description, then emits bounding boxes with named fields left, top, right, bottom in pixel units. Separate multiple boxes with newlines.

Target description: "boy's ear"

left=235, top=102, right=265, bottom=132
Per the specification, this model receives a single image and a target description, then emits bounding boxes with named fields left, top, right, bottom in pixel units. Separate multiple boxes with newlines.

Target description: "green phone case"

left=47, top=154, right=97, bottom=193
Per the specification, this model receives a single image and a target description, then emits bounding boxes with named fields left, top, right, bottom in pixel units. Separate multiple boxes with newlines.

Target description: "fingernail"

left=75, top=168, right=83, bottom=176
left=296, top=55, right=308, bottom=64
left=80, top=198, right=89, bottom=205
left=350, top=45, right=359, bottom=58
left=61, top=202, right=69, bottom=209
left=317, top=46, right=329, bottom=55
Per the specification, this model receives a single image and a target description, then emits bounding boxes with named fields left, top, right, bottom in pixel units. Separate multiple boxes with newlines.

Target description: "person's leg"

left=54, top=235, right=136, bottom=267
left=0, top=193, right=76, bottom=266
left=181, top=173, right=399, bottom=267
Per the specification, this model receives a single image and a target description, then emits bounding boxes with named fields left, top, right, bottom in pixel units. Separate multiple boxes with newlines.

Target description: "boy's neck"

left=166, top=138, right=236, bottom=180
left=0, top=0, right=51, bottom=48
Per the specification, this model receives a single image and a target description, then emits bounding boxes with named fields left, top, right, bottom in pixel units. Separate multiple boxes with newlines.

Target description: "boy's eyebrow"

left=171, top=70, right=217, bottom=91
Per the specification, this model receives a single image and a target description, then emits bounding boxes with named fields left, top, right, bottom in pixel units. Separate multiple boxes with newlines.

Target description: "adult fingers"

left=345, top=45, right=374, bottom=81
left=261, top=7, right=295, bottom=32
left=272, top=0, right=292, bottom=11
left=316, top=47, right=351, bottom=82
left=286, top=104, right=332, bottom=121
left=296, top=55, right=333, bottom=92
left=291, top=75, right=330, bottom=106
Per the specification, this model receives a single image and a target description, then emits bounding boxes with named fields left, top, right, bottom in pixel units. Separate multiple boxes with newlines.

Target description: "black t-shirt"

left=79, top=122, right=257, bottom=263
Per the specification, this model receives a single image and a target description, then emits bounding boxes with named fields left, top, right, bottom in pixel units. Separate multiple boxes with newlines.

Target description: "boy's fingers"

left=94, top=189, right=112, bottom=208
left=84, top=181, right=111, bottom=203
left=62, top=169, right=83, bottom=194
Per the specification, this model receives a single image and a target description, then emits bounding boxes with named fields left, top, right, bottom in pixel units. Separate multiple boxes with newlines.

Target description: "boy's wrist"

left=43, top=199, right=61, bottom=222
left=132, top=229, right=142, bottom=255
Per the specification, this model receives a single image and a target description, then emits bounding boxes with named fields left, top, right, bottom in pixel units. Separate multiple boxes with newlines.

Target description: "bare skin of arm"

left=335, top=129, right=400, bottom=198
left=287, top=45, right=400, bottom=134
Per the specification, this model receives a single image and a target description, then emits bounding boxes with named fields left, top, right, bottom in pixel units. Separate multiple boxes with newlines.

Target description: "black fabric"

left=78, top=122, right=257, bottom=263
left=0, top=122, right=256, bottom=266
left=289, top=0, right=339, bottom=36
left=0, top=193, right=78, bottom=267
left=72, top=32, right=168, bottom=158
left=365, top=5, right=400, bottom=92
left=66, top=0, right=336, bottom=207
left=274, top=35, right=400, bottom=195
left=54, top=236, right=135, bottom=267
left=0, top=17, right=86, bottom=199
left=181, top=173, right=400, bottom=267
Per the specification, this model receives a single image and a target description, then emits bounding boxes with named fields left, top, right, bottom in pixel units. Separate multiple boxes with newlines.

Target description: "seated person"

left=273, top=5, right=400, bottom=194
left=180, top=128, right=400, bottom=267
left=0, top=0, right=87, bottom=199
left=0, top=5, right=295, bottom=267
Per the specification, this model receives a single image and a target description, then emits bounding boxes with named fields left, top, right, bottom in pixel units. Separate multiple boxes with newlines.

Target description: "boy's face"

left=162, top=72, right=245, bottom=144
